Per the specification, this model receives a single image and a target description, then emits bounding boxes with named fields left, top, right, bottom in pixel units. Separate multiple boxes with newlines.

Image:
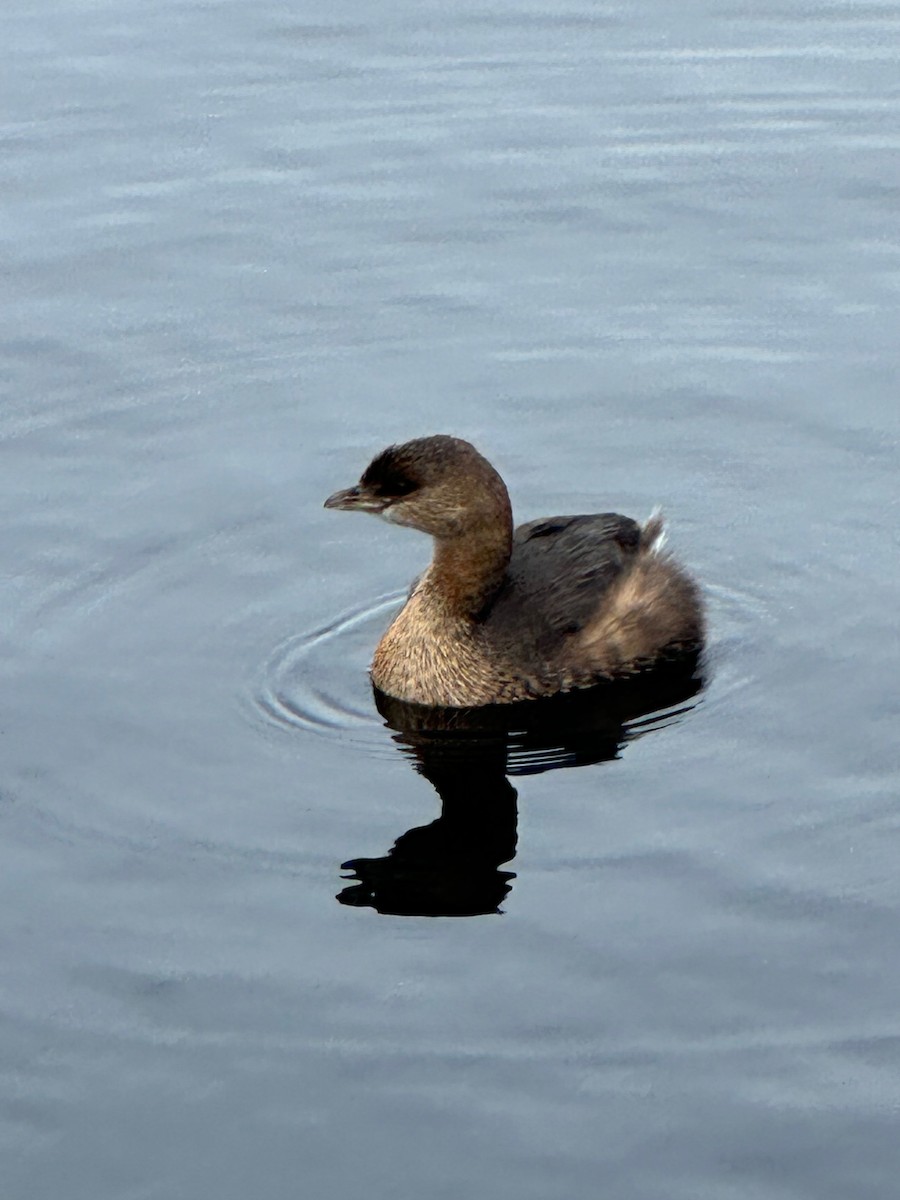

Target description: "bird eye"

left=388, top=477, right=417, bottom=498
left=361, top=453, right=419, bottom=499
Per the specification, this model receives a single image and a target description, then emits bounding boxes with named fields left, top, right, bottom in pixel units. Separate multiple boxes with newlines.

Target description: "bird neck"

left=425, top=509, right=513, bottom=620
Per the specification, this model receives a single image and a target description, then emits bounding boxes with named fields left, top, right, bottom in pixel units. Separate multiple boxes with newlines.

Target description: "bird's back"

left=482, top=512, right=700, bottom=689
left=484, top=513, right=641, bottom=648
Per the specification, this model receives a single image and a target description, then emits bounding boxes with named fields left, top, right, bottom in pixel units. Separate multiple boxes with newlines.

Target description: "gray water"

left=3, top=0, right=900, bottom=1196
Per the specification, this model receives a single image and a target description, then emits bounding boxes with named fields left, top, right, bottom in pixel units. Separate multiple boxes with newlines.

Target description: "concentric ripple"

left=252, top=591, right=404, bottom=753
left=700, top=578, right=771, bottom=708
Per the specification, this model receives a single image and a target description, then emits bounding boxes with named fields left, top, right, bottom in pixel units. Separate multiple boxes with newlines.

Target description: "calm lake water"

left=3, top=0, right=899, bottom=1196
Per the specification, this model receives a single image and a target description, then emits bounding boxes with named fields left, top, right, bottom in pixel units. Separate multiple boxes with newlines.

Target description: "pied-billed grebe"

left=325, top=435, right=703, bottom=707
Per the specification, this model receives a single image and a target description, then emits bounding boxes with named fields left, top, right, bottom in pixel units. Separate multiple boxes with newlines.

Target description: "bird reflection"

left=338, top=654, right=702, bottom=918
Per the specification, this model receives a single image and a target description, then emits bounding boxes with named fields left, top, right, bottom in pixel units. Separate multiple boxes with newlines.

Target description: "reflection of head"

left=338, top=754, right=518, bottom=918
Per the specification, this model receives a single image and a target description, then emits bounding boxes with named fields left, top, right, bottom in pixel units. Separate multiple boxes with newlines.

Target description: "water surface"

left=3, top=1, right=899, bottom=1197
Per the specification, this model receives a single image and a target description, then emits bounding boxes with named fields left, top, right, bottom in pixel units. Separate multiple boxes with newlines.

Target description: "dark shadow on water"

left=338, top=654, right=703, bottom=918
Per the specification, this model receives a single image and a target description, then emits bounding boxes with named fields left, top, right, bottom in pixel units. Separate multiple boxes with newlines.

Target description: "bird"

left=325, top=435, right=703, bottom=708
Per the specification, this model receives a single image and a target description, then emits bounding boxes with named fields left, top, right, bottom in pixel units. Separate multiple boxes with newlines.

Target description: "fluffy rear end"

left=578, top=526, right=703, bottom=676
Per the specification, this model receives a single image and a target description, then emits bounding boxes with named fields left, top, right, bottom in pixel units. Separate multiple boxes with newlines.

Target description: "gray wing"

left=485, top=513, right=642, bottom=647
